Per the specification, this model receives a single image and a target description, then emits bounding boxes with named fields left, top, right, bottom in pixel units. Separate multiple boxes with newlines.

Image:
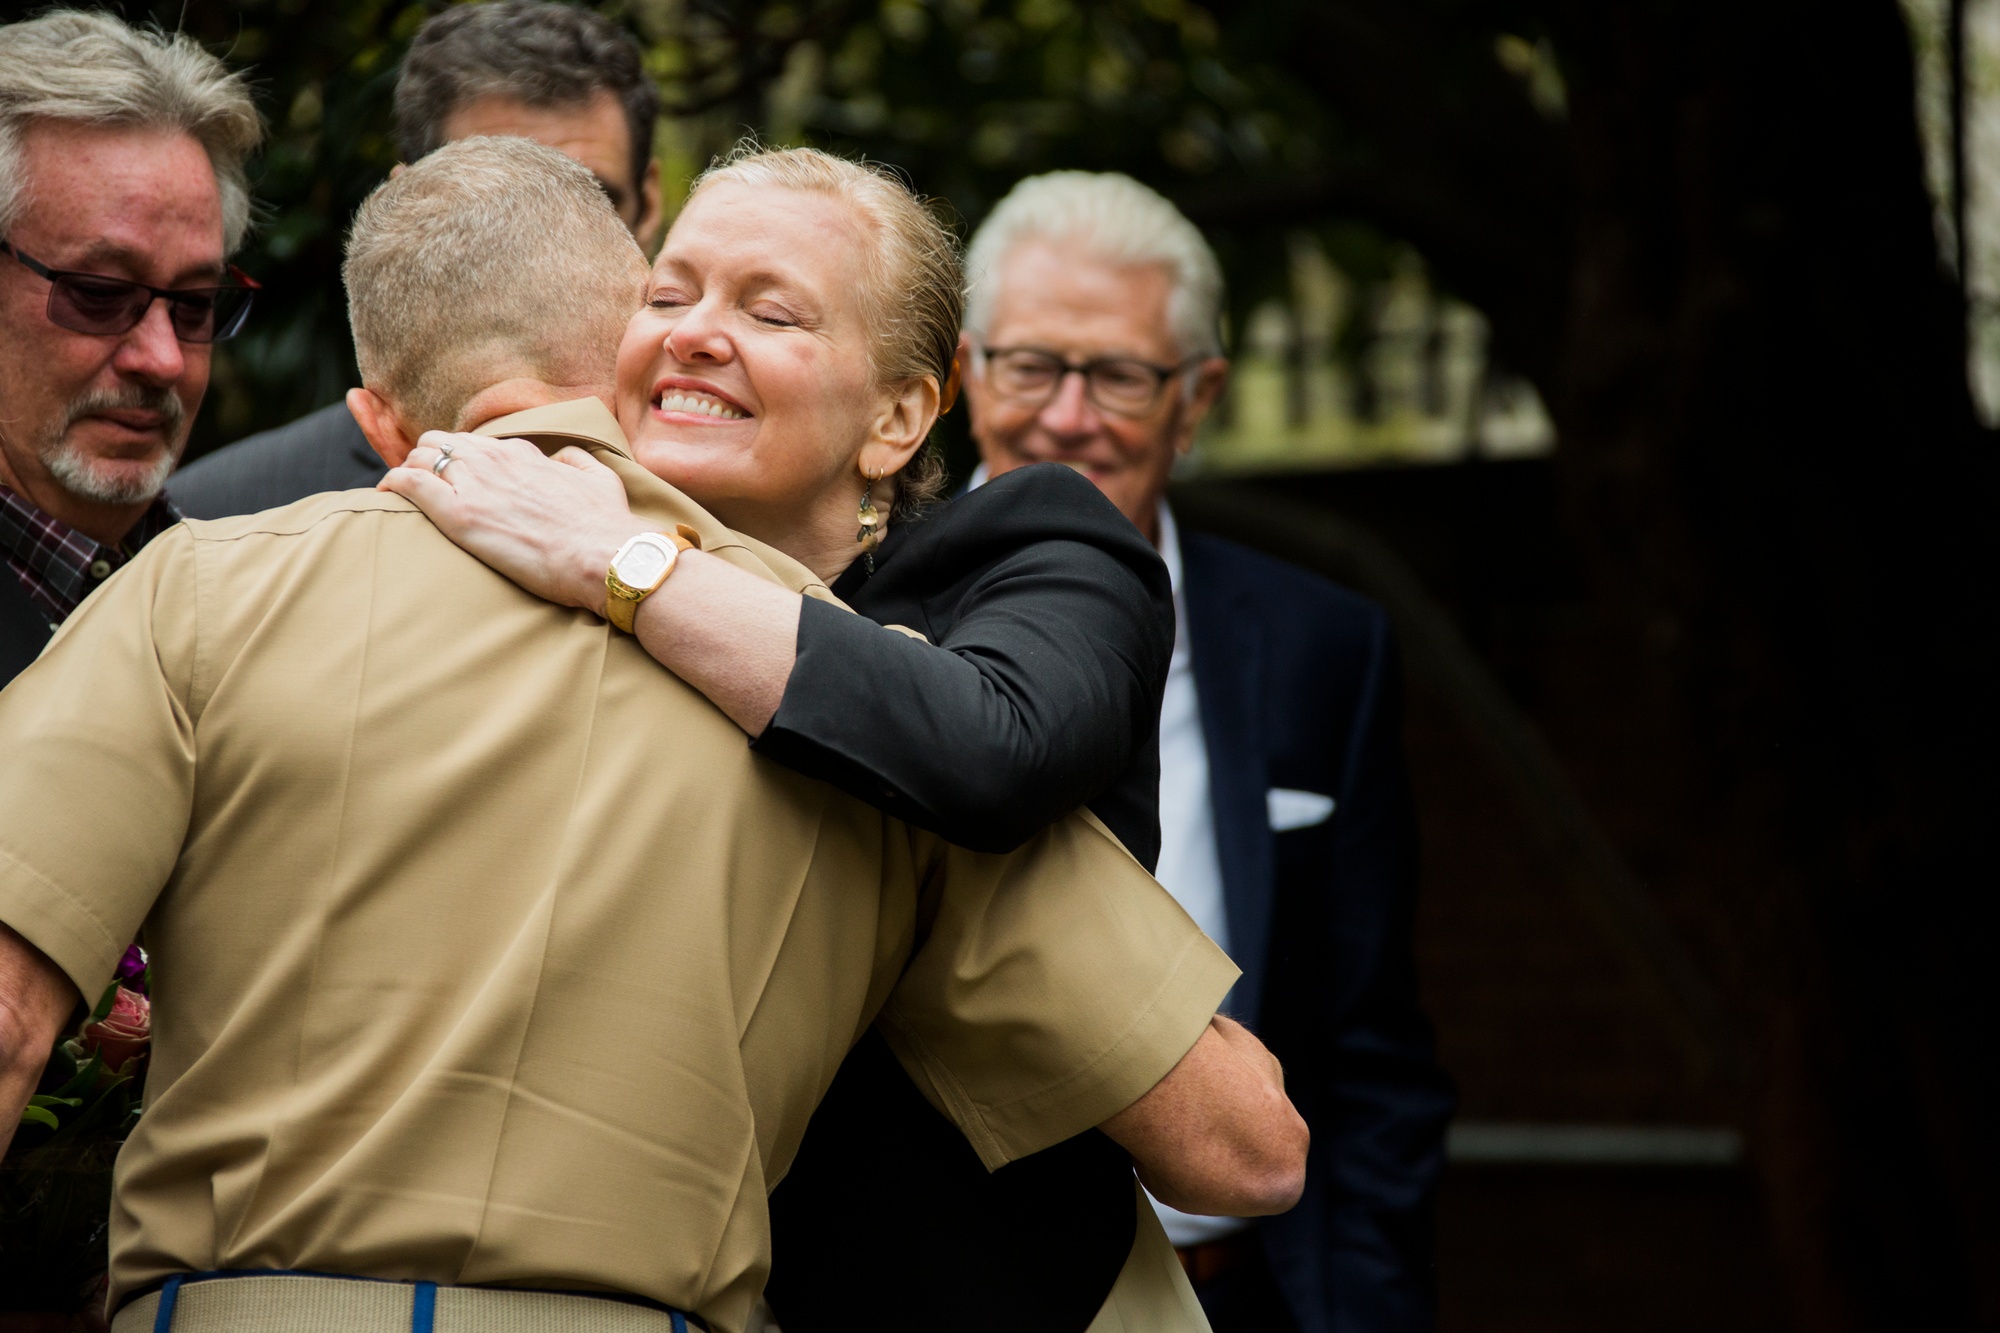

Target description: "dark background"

left=6, top=1, right=1997, bottom=1328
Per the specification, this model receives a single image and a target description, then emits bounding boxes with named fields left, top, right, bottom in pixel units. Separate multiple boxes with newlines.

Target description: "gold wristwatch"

left=605, top=526, right=700, bottom=633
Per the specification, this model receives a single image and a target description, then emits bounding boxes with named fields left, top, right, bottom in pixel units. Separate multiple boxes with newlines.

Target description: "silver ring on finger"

left=432, top=453, right=455, bottom=477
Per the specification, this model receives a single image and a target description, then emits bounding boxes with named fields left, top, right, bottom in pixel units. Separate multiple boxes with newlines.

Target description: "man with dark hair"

left=169, top=1, right=662, bottom=520
left=394, top=0, right=662, bottom=242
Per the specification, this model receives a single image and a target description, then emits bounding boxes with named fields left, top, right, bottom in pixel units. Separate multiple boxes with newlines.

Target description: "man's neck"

left=459, top=378, right=616, bottom=434
left=0, top=447, right=149, bottom=548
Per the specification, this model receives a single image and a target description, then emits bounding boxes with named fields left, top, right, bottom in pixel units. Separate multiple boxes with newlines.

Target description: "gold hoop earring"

left=857, top=467, right=883, bottom=573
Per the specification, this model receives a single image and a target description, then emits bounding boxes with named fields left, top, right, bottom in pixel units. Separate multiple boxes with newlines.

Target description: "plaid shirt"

left=0, top=482, right=182, bottom=627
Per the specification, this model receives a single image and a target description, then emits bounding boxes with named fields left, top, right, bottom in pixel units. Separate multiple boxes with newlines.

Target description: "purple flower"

left=115, top=944, right=147, bottom=994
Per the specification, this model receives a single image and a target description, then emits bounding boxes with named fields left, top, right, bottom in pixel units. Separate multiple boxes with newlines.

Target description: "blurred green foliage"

left=47, top=0, right=1396, bottom=457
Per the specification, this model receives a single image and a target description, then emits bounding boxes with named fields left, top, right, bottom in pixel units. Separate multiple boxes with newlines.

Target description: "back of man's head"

left=395, top=2, right=658, bottom=189
left=343, top=135, right=648, bottom=434
left=0, top=9, right=262, bottom=251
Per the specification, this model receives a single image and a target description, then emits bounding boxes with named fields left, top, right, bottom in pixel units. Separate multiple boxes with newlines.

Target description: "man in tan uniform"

left=0, top=139, right=1298, bottom=1333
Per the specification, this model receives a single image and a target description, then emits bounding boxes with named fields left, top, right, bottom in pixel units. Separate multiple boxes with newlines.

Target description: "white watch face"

left=614, top=537, right=673, bottom=589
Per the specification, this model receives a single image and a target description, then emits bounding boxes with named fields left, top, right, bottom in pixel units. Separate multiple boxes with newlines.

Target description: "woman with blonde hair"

left=390, top=144, right=1279, bottom=1331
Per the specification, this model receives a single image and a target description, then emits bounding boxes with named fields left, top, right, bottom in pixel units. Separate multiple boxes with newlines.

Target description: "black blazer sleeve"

left=751, top=464, right=1173, bottom=864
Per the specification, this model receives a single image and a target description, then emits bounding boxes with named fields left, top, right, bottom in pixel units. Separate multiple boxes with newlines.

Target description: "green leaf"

left=28, top=1094, right=82, bottom=1109
left=19, top=1105, right=60, bottom=1131
left=88, top=979, right=120, bottom=1024
left=53, top=1053, right=105, bottom=1101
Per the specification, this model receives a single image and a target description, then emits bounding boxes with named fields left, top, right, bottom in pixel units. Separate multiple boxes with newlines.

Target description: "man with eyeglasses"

left=167, top=0, right=663, bottom=521
left=0, top=11, right=262, bottom=687
left=955, top=171, right=1455, bottom=1333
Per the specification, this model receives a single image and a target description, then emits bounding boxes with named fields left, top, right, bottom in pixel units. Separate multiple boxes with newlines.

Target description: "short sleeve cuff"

left=878, top=928, right=1239, bottom=1171
left=0, top=846, right=125, bottom=1000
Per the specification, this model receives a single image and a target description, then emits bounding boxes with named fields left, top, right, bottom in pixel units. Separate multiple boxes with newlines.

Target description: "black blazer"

left=1180, top=526, right=1453, bottom=1333
left=757, top=463, right=1174, bottom=1333
left=169, top=401, right=386, bottom=520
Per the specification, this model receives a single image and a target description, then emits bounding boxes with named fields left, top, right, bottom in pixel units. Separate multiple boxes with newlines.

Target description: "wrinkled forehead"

left=10, top=122, right=226, bottom=283
left=983, top=237, right=1180, bottom=359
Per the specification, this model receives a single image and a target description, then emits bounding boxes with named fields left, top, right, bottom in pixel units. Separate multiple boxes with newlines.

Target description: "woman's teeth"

left=658, top=391, right=746, bottom=420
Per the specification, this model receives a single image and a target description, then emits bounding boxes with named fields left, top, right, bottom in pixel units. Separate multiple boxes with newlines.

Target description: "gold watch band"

left=605, top=527, right=699, bottom=634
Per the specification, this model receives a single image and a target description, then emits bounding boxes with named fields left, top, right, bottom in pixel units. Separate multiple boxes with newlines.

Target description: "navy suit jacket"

left=1179, top=524, right=1454, bottom=1333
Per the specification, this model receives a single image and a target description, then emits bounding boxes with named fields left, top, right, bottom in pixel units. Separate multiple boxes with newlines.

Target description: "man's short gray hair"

left=0, top=10, right=262, bottom=251
left=343, top=135, right=649, bottom=433
left=963, top=171, right=1225, bottom=360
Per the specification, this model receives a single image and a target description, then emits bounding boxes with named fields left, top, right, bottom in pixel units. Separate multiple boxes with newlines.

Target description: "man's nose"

left=1036, top=369, right=1102, bottom=440
left=112, top=299, right=188, bottom=385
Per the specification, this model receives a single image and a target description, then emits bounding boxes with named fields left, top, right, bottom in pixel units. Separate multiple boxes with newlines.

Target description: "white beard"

left=38, top=387, right=186, bottom=506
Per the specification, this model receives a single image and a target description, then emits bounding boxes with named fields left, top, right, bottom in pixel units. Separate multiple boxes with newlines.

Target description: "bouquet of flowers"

left=0, top=947, right=150, bottom=1317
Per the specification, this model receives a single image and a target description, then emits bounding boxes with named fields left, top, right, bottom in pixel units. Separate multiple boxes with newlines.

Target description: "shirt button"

left=89, top=559, right=112, bottom=579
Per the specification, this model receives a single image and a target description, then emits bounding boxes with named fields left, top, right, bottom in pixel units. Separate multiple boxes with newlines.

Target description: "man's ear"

left=348, top=388, right=418, bottom=467
left=1171, top=356, right=1231, bottom=456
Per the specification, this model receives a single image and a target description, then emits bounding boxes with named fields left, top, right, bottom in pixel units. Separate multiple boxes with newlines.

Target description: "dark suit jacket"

left=1180, top=525, right=1454, bottom=1333
left=0, top=571, right=56, bottom=689
left=758, top=463, right=1175, bottom=1333
left=169, top=401, right=386, bottom=519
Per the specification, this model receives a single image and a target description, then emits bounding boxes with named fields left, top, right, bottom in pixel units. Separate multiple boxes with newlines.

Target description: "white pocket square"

left=1267, top=787, right=1336, bottom=832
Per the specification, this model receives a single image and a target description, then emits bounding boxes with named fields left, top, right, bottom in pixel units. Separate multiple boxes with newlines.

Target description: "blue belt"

left=147, top=1271, right=692, bottom=1333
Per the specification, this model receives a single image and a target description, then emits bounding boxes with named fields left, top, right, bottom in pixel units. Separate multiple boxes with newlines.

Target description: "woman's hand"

left=383, top=431, right=653, bottom=615
left=385, top=428, right=803, bottom=736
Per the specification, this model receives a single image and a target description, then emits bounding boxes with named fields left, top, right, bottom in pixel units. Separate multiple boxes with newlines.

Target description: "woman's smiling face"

left=616, top=180, right=887, bottom=542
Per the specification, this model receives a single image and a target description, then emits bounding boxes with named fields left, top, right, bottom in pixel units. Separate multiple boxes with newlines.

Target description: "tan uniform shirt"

left=0, top=399, right=1236, bottom=1333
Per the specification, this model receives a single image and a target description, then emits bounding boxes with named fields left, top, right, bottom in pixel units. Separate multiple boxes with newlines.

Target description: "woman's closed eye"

left=647, top=288, right=692, bottom=310
left=749, top=303, right=801, bottom=328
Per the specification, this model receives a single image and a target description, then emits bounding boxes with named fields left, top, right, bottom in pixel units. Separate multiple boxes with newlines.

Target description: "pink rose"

left=79, top=986, right=150, bottom=1072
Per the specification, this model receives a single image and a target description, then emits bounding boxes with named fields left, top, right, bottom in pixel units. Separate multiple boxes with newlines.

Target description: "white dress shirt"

left=1147, top=502, right=1253, bottom=1248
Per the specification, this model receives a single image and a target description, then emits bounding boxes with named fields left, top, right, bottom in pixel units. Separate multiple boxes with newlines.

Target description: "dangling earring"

left=856, top=467, right=882, bottom=574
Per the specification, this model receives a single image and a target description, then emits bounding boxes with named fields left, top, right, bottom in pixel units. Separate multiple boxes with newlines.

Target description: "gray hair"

left=963, top=171, right=1225, bottom=360
left=395, top=2, right=660, bottom=197
left=344, top=136, right=648, bottom=434
left=0, top=10, right=262, bottom=252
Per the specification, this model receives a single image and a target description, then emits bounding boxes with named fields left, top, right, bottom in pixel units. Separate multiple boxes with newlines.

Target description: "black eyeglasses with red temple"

left=1, top=239, right=259, bottom=344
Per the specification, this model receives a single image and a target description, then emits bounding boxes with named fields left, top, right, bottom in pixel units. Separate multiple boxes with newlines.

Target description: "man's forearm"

left=1099, top=1015, right=1309, bottom=1217
left=0, top=923, right=79, bottom=1158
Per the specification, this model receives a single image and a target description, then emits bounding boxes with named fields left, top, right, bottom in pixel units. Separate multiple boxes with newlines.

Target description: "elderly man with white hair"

left=958, top=171, right=1457, bottom=1333
left=0, top=10, right=262, bottom=686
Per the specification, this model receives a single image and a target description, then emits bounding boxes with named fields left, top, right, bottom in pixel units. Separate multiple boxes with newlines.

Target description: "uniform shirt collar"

left=0, top=481, right=181, bottom=625
left=475, top=396, right=633, bottom=459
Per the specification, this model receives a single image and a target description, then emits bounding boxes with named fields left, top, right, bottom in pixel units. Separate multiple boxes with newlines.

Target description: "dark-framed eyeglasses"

left=976, top=345, right=1194, bottom=417
left=1, top=240, right=259, bottom=344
